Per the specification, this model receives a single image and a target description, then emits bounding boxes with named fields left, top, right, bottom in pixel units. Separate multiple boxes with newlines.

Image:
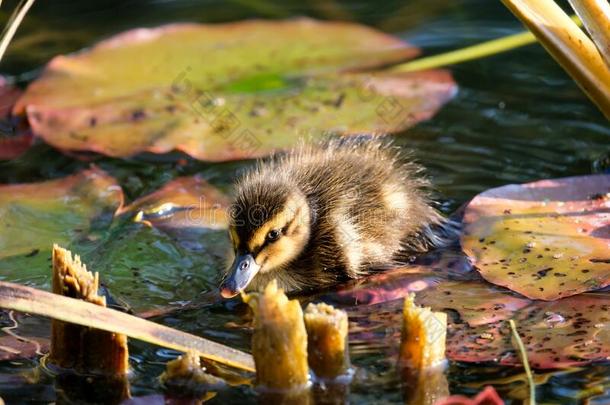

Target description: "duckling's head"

left=220, top=178, right=311, bottom=298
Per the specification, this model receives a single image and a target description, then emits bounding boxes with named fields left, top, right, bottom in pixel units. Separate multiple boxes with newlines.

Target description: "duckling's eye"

left=266, top=229, right=281, bottom=242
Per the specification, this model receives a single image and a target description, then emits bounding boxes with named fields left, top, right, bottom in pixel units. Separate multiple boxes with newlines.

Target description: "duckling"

left=219, top=138, right=453, bottom=298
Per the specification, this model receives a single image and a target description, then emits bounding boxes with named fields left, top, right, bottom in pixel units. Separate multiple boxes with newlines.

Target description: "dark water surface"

left=0, top=0, right=608, bottom=404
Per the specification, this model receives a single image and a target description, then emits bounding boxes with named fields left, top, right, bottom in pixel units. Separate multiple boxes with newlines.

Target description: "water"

left=0, top=0, right=608, bottom=403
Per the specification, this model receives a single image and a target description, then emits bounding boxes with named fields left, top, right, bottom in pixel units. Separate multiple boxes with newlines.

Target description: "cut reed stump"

left=50, top=245, right=129, bottom=403
left=242, top=280, right=309, bottom=389
left=50, top=244, right=129, bottom=373
left=159, top=351, right=225, bottom=401
left=304, top=302, right=351, bottom=405
left=303, top=303, right=350, bottom=380
left=243, top=280, right=311, bottom=403
left=399, top=293, right=449, bottom=405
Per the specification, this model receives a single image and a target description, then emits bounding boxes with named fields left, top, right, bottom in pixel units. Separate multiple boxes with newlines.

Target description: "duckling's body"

left=220, top=139, right=450, bottom=297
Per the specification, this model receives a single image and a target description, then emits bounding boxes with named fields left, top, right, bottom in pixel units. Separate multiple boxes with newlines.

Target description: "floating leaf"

left=446, top=292, right=610, bottom=368
left=414, top=281, right=608, bottom=368
left=319, top=265, right=609, bottom=368
left=119, top=176, right=230, bottom=230
left=0, top=168, right=122, bottom=284
left=14, top=20, right=456, bottom=161
left=434, top=386, right=504, bottom=405
left=0, top=78, right=32, bottom=160
left=417, top=281, right=531, bottom=327
left=311, top=250, right=474, bottom=307
left=0, top=172, right=230, bottom=312
left=0, top=335, right=48, bottom=360
left=461, top=174, right=610, bottom=300
left=0, top=131, right=32, bottom=161
left=0, top=78, right=21, bottom=118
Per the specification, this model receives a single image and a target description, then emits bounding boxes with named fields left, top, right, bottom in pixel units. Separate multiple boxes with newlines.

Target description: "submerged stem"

left=392, top=15, right=582, bottom=73
left=509, top=319, right=536, bottom=405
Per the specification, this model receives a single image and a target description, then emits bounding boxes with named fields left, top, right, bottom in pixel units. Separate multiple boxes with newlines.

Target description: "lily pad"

left=0, top=168, right=122, bottom=284
left=0, top=78, right=32, bottom=161
left=0, top=335, right=48, bottom=360
left=0, top=172, right=231, bottom=312
left=446, top=292, right=610, bottom=368
left=14, top=20, right=456, bottom=161
left=317, top=263, right=609, bottom=368
left=0, top=133, right=32, bottom=161
left=434, top=386, right=504, bottom=405
left=417, top=281, right=531, bottom=327
left=461, top=175, right=610, bottom=300
left=310, top=250, right=475, bottom=307
left=119, top=176, right=230, bottom=230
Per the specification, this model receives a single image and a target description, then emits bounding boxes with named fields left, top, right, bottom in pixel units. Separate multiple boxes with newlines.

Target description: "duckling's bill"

left=220, top=253, right=260, bottom=298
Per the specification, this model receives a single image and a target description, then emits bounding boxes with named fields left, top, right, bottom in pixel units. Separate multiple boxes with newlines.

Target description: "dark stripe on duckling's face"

left=227, top=193, right=311, bottom=276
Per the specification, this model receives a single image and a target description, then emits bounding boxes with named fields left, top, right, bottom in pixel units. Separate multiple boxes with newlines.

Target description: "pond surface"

left=0, top=0, right=608, bottom=404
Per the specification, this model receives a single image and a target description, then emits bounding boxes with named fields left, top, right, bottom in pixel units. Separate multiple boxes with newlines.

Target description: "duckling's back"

left=260, top=139, right=447, bottom=280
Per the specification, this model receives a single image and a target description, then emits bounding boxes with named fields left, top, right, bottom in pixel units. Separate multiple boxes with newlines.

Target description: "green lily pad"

left=0, top=172, right=230, bottom=312
left=461, top=175, right=610, bottom=300
left=14, top=20, right=456, bottom=161
left=0, top=168, right=122, bottom=284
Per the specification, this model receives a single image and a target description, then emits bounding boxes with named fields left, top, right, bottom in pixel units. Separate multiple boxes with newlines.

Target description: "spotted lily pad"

left=0, top=172, right=230, bottom=312
left=417, top=281, right=531, bottom=327
left=461, top=175, right=610, bottom=300
left=446, top=292, right=610, bottom=368
left=14, top=20, right=456, bottom=161
left=332, top=277, right=609, bottom=368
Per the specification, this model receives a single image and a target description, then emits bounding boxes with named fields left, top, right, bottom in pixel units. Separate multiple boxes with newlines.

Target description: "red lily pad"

left=0, top=132, right=33, bottom=161
left=0, top=78, right=32, bottom=161
left=0, top=335, right=49, bottom=360
left=310, top=250, right=475, bottom=307
left=461, top=175, right=610, bottom=300
left=14, top=20, right=456, bottom=161
left=416, top=282, right=609, bottom=368
left=119, top=176, right=230, bottom=230
left=418, top=281, right=609, bottom=368
left=435, top=386, right=504, bottom=405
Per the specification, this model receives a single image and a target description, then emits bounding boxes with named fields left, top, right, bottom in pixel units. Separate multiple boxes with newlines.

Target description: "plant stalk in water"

left=501, top=0, right=610, bottom=119
left=510, top=319, right=536, bottom=405
left=392, top=16, right=582, bottom=73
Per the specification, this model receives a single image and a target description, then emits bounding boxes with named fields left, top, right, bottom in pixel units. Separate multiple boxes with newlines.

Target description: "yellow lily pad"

left=462, top=175, right=610, bottom=300
left=14, top=20, right=456, bottom=161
